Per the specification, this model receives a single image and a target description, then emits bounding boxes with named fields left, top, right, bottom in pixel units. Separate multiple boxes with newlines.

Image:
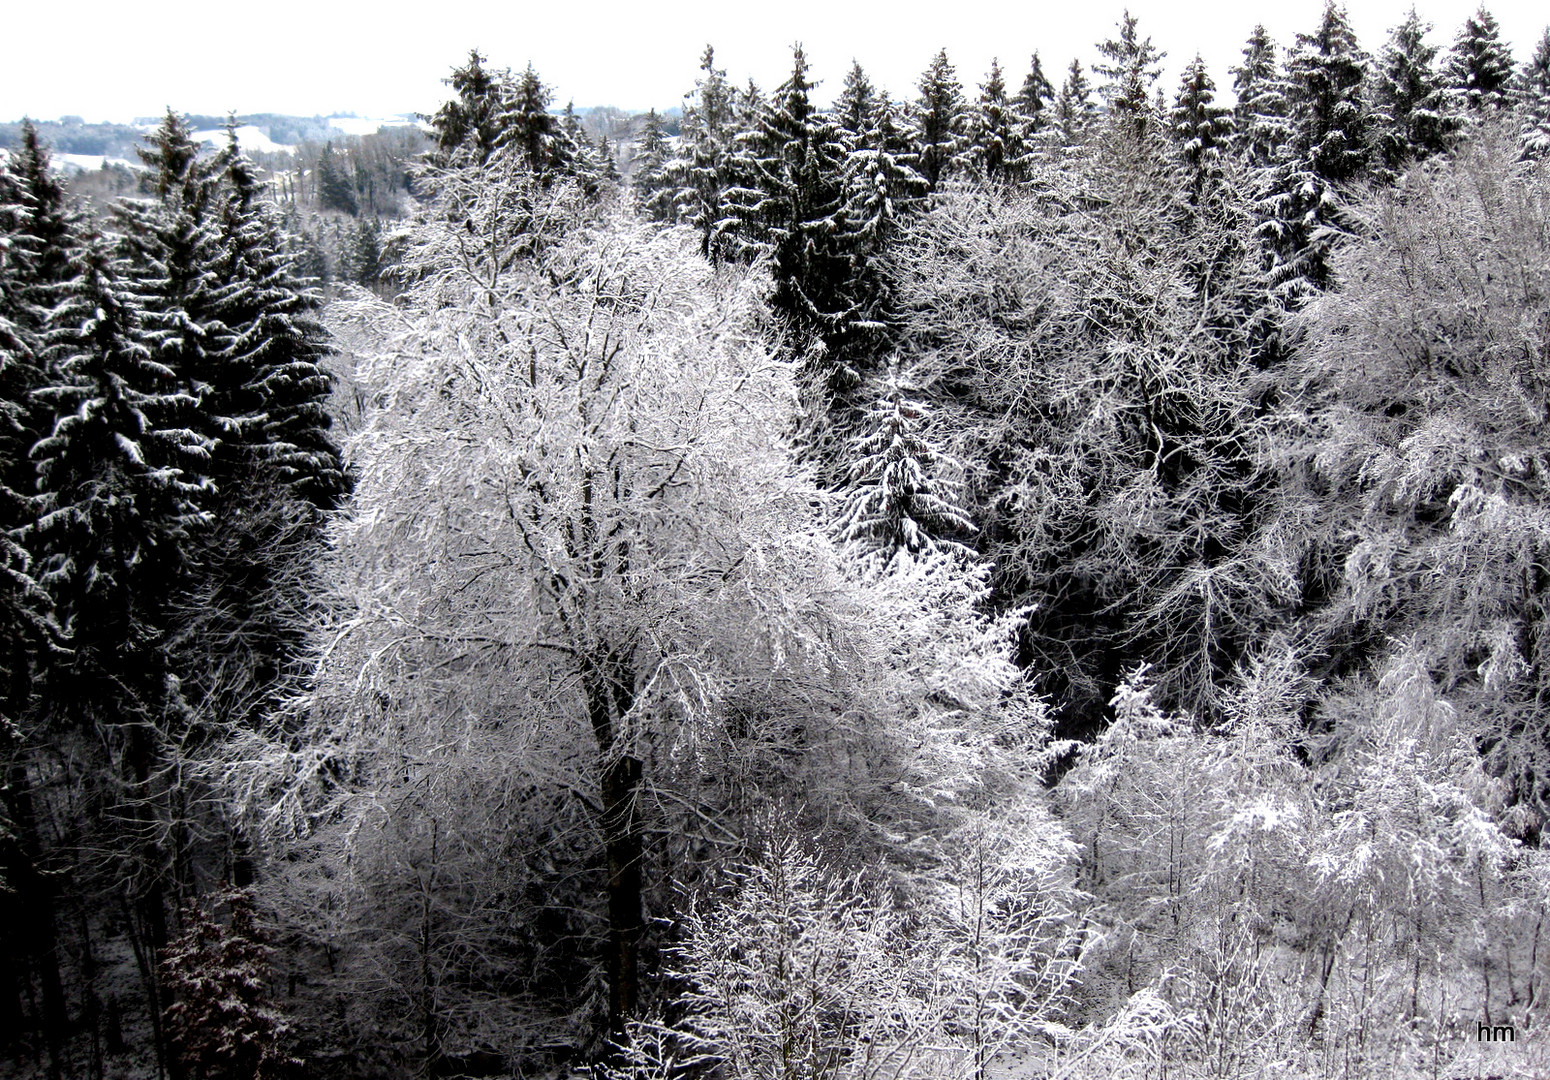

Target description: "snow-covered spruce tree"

left=673, top=46, right=740, bottom=258
left=1170, top=56, right=1233, bottom=202
left=0, top=121, right=72, bottom=683
left=913, top=49, right=967, bottom=190
left=1261, top=0, right=1374, bottom=307
left=169, top=130, right=343, bottom=736
left=832, top=100, right=929, bottom=478
left=963, top=59, right=1026, bottom=184
left=629, top=109, right=676, bottom=221
left=1054, top=60, right=1097, bottom=147
left=161, top=887, right=299, bottom=1080
left=1231, top=25, right=1292, bottom=169
left=314, top=142, right=358, bottom=216
left=113, top=109, right=227, bottom=487
left=559, top=101, right=606, bottom=198
left=1373, top=8, right=1454, bottom=171
left=0, top=123, right=73, bottom=1080
left=1520, top=28, right=1550, bottom=154
left=494, top=65, right=571, bottom=178
left=1094, top=11, right=1166, bottom=143
left=835, top=364, right=976, bottom=571
left=423, top=49, right=508, bottom=168
left=835, top=60, right=880, bottom=145
left=1446, top=5, right=1516, bottom=112
left=30, top=236, right=211, bottom=1076
left=838, top=98, right=928, bottom=357
left=340, top=216, right=383, bottom=287
left=1015, top=52, right=1057, bottom=143
left=722, top=47, right=857, bottom=411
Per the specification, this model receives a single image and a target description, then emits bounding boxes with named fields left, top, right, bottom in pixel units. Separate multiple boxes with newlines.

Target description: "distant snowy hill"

left=190, top=124, right=295, bottom=154
left=55, top=153, right=141, bottom=173
left=325, top=116, right=420, bottom=136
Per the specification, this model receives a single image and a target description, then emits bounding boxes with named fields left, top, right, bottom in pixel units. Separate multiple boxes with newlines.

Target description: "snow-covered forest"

left=5, top=3, right=1550, bottom=1078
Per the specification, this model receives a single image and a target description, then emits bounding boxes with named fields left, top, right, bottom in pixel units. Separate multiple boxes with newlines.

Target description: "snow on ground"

left=190, top=124, right=295, bottom=154
left=327, top=115, right=417, bottom=136
left=51, top=153, right=140, bottom=173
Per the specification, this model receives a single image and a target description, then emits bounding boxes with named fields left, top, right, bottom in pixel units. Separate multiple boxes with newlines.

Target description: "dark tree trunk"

left=3, top=761, right=67, bottom=1080
left=123, top=725, right=179, bottom=1080
left=601, top=752, right=643, bottom=1035
left=584, top=658, right=643, bottom=1037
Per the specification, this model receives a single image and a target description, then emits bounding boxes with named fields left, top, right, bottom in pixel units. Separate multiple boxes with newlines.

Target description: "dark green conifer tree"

left=673, top=46, right=739, bottom=257
left=1262, top=1, right=1374, bottom=304
left=0, top=129, right=69, bottom=1080
left=725, top=46, right=852, bottom=389
left=840, top=98, right=928, bottom=365
left=913, top=49, right=966, bottom=189
left=1231, top=26, right=1291, bottom=167
left=31, top=238, right=211, bottom=1065
left=114, top=110, right=226, bottom=498
left=343, top=216, right=384, bottom=286
left=1520, top=28, right=1550, bottom=154
left=629, top=109, right=675, bottom=220
left=965, top=59, right=1025, bottom=182
left=1095, top=10, right=1166, bottom=141
left=1015, top=52, right=1056, bottom=136
left=1055, top=59, right=1097, bottom=145
left=315, top=142, right=359, bottom=215
left=835, top=61, right=880, bottom=144
left=1171, top=56, right=1233, bottom=200
left=597, top=134, right=620, bottom=185
left=423, top=49, right=508, bottom=167
left=558, top=101, right=603, bottom=196
left=835, top=365, right=976, bottom=569
left=1446, top=6, right=1516, bottom=111
left=207, top=134, right=344, bottom=510
left=495, top=66, right=569, bottom=177
left=1374, top=8, right=1453, bottom=170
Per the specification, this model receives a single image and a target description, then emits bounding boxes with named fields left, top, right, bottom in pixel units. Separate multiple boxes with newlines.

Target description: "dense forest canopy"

left=5, top=4, right=1550, bottom=1079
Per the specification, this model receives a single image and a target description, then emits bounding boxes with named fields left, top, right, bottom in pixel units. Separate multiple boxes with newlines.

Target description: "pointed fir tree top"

left=9, top=120, right=68, bottom=219
left=1296, top=0, right=1366, bottom=61
left=776, top=44, right=818, bottom=111
left=836, top=60, right=879, bottom=139
left=981, top=58, right=1008, bottom=105
left=917, top=49, right=964, bottom=114
left=1171, top=55, right=1232, bottom=176
left=137, top=109, right=215, bottom=210
left=1056, top=59, right=1096, bottom=144
left=1380, top=9, right=1442, bottom=96
left=685, top=44, right=736, bottom=134
left=1096, top=9, right=1166, bottom=137
left=914, top=49, right=965, bottom=187
left=1231, top=26, right=1292, bottom=166
left=1447, top=5, right=1516, bottom=109
left=3, top=119, right=79, bottom=290
left=1233, top=24, right=1283, bottom=103
left=1521, top=27, right=1550, bottom=102
left=424, top=47, right=508, bottom=165
left=1286, top=1, right=1373, bottom=183
left=1017, top=52, right=1056, bottom=121
left=217, top=114, right=263, bottom=212
left=494, top=65, right=566, bottom=176
left=1375, top=8, right=1453, bottom=167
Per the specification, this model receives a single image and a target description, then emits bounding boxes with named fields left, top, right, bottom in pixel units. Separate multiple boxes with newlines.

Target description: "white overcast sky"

left=4, top=0, right=1547, bottom=124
